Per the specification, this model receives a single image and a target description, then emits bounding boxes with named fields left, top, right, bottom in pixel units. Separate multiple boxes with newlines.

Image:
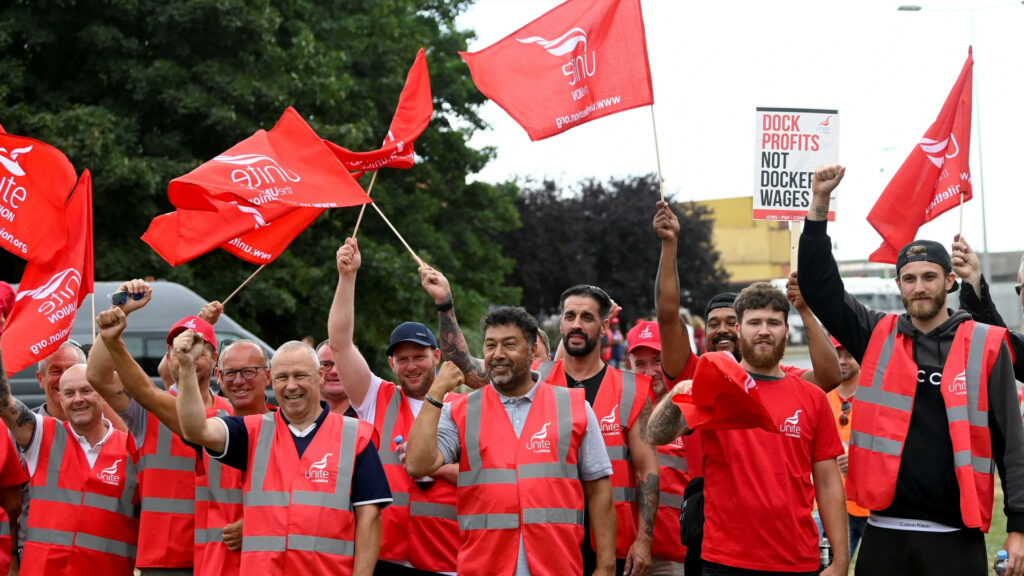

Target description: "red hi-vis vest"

left=239, top=410, right=375, bottom=574
left=849, top=315, right=1008, bottom=531
left=135, top=393, right=233, bottom=568
left=541, top=360, right=651, bottom=558
left=451, top=383, right=588, bottom=576
left=23, top=418, right=139, bottom=575
left=373, top=382, right=458, bottom=571
left=652, top=437, right=690, bottom=563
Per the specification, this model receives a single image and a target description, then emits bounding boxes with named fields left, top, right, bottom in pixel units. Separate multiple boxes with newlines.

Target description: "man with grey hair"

left=34, top=341, right=86, bottom=419
left=177, top=338, right=390, bottom=574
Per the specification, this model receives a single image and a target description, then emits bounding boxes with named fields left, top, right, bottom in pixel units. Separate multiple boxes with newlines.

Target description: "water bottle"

left=995, top=549, right=1009, bottom=575
left=394, top=435, right=434, bottom=488
left=819, top=536, right=832, bottom=571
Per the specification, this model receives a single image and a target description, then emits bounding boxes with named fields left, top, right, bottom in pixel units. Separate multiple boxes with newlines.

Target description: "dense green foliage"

left=0, top=0, right=520, bottom=373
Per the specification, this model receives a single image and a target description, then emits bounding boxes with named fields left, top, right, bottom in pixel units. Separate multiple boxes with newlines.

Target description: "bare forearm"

left=406, top=403, right=445, bottom=477
left=437, top=307, right=487, bottom=388
left=327, top=273, right=373, bottom=407
left=645, top=395, right=685, bottom=445
left=353, top=505, right=382, bottom=576
left=629, top=405, right=659, bottom=543
left=327, top=273, right=357, bottom=351
left=801, top=308, right=841, bottom=392
left=814, top=461, right=850, bottom=571
left=0, top=354, right=35, bottom=447
left=176, top=361, right=224, bottom=451
left=636, top=471, right=658, bottom=542
left=807, top=191, right=830, bottom=222
left=657, top=239, right=691, bottom=378
left=97, top=336, right=151, bottom=412
left=584, top=478, right=617, bottom=572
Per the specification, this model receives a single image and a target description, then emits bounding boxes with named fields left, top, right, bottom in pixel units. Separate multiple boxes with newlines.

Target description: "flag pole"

left=649, top=106, right=665, bottom=202
left=958, top=190, right=965, bottom=238
left=370, top=202, right=424, bottom=266
left=223, top=264, right=266, bottom=306
left=351, top=170, right=380, bottom=238
left=90, top=293, right=97, bottom=343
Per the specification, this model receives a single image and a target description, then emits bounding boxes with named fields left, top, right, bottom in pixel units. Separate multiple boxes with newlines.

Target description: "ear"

left=433, top=347, right=442, bottom=364
left=945, top=272, right=956, bottom=292
left=388, top=356, right=397, bottom=375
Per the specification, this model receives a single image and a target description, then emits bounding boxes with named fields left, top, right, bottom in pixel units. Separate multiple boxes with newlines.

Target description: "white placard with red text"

left=753, top=107, right=839, bottom=221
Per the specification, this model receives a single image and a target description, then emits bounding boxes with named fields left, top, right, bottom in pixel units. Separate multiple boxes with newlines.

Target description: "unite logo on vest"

left=526, top=423, right=553, bottom=454
left=600, top=404, right=620, bottom=435
left=780, top=409, right=803, bottom=439
left=98, top=458, right=122, bottom=486
left=305, top=452, right=333, bottom=484
left=948, top=370, right=968, bottom=396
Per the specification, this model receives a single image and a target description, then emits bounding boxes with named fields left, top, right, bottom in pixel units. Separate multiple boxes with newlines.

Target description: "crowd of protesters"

left=0, top=163, right=1021, bottom=576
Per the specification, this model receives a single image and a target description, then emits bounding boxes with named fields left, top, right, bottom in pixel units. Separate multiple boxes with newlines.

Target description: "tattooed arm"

left=0, top=348, right=39, bottom=449
left=625, top=400, right=658, bottom=576
left=418, top=263, right=489, bottom=388
left=645, top=381, right=692, bottom=445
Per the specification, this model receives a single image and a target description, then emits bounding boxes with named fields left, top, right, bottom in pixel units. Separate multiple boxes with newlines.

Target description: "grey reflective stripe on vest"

left=612, top=487, right=636, bottom=503
left=409, top=501, right=457, bottom=520
left=195, top=527, right=224, bottom=544
left=458, top=513, right=519, bottom=530
left=137, top=421, right=197, bottom=472
left=460, top=390, right=486, bottom=486
left=26, top=527, right=136, bottom=559
left=606, top=445, right=629, bottom=462
left=522, top=507, right=584, bottom=525
left=518, top=462, right=579, bottom=480
left=850, top=430, right=902, bottom=457
left=0, top=522, right=8, bottom=536
left=619, top=371, right=637, bottom=432
left=944, top=323, right=995, bottom=474
left=376, top=390, right=410, bottom=506
left=205, top=457, right=243, bottom=505
left=851, top=328, right=909, bottom=457
left=660, top=492, right=684, bottom=509
left=658, top=452, right=687, bottom=472
left=141, top=496, right=194, bottom=514
left=243, top=413, right=358, bottom=557
left=537, top=361, right=556, bottom=382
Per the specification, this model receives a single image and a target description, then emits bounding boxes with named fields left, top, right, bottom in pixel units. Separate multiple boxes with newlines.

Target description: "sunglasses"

left=839, top=400, right=852, bottom=426
left=109, top=291, right=145, bottom=306
left=1016, top=283, right=1023, bottom=296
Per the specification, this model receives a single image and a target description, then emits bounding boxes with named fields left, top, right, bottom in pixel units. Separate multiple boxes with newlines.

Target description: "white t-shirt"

left=23, top=414, right=116, bottom=474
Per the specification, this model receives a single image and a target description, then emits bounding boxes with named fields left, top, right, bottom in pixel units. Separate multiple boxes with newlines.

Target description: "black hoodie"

left=799, top=218, right=1024, bottom=532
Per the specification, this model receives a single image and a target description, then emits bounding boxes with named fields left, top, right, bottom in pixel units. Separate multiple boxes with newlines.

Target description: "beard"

left=902, top=292, right=945, bottom=322
left=563, top=329, right=600, bottom=357
left=487, top=356, right=531, bottom=393
left=738, top=336, right=786, bottom=372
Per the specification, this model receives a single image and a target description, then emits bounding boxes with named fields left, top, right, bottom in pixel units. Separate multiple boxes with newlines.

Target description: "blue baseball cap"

left=386, top=322, right=438, bottom=356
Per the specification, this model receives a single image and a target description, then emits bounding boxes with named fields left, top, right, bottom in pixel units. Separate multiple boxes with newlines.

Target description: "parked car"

left=10, top=280, right=274, bottom=408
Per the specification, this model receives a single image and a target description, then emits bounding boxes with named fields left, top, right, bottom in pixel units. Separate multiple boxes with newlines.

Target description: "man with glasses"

left=176, top=338, right=389, bottom=574
left=315, top=341, right=356, bottom=417
left=88, top=279, right=234, bottom=575
left=329, top=238, right=460, bottom=575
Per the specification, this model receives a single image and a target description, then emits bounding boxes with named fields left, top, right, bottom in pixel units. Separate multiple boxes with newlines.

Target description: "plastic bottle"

left=819, top=536, right=832, bottom=571
left=995, top=549, right=1009, bottom=576
left=394, top=435, right=434, bottom=488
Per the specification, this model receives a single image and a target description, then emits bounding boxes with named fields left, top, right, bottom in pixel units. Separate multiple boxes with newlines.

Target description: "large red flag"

left=325, top=48, right=433, bottom=177
left=868, top=49, right=974, bottom=263
left=168, top=107, right=369, bottom=211
left=460, top=0, right=653, bottom=141
left=1, top=170, right=93, bottom=374
left=0, top=127, right=77, bottom=262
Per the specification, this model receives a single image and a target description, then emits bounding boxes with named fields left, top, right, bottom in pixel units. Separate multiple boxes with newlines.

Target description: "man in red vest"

left=0, top=356, right=137, bottom=575
left=176, top=337, right=390, bottom=575
left=328, top=237, right=460, bottom=574
left=405, top=305, right=617, bottom=576
left=800, top=165, right=1024, bottom=576
left=88, top=279, right=234, bottom=575
left=650, top=282, right=849, bottom=575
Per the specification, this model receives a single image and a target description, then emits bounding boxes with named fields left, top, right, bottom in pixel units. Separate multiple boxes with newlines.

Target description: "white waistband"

left=867, top=513, right=959, bottom=533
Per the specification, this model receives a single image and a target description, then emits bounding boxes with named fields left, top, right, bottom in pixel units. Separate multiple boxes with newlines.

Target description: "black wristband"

left=436, top=299, right=454, bottom=312
left=425, top=394, right=444, bottom=409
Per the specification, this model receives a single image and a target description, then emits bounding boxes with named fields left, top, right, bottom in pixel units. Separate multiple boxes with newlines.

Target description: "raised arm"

left=327, top=238, right=374, bottom=409
left=86, top=279, right=152, bottom=412
left=787, top=271, right=841, bottom=392
left=95, top=307, right=182, bottom=435
left=653, top=201, right=692, bottom=380
left=406, top=362, right=464, bottom=478
left=418, top=263, right=488, bottom=388
left=0, top=348, right=37, bottom=448
left=174, top=330, right=227, bottom=452
left=644, top=381, right=693, bottom=446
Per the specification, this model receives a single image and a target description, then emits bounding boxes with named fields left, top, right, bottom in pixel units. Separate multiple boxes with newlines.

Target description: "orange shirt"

left=826, top=387, right=870, bottom=517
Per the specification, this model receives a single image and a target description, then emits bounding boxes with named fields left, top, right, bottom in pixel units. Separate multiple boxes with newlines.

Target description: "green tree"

left=504, top=174, right=729, bottom=326
left=0, top=0, right=520, bottom=374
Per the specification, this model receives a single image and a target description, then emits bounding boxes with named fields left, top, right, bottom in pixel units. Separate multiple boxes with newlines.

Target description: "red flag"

left=0, top=127, right=77, bottom=262
left=460, top=0, right=653, bottom=141
left=325, top=48, right=433, bottom=177
left=168, top=107, right=369, bottom=211
left=1, top=171, right=93, bottom=374
left=868, top=49, right=974, bottom=263
left=671, top=352, right=776, bottom=432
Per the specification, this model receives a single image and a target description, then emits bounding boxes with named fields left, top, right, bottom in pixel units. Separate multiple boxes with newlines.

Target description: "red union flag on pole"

left=460, top=0, right=653, bottom=141
left=325, top=48, right=433, bottom=177
left=0, top=126, right=77, bottom=263
left=1, top=170, right=94, bottom=374
left=868, top=48, right=974, bottom=264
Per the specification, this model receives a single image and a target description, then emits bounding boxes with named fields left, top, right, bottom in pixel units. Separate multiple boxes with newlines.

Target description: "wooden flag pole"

left=370, top=202, right=424, bottom=266
left=649, top=106, right=666, bottom=202
left=351, top=170, right=380, bottom=238
left=958, top=190, right=965, bottom=238
left=223, top=264, right=267, bottom=306
left=91, top=292, right=97, bottom=343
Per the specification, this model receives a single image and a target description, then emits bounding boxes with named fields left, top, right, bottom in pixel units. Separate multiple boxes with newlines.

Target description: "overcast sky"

left=456, top=0, right=1024, bottom=263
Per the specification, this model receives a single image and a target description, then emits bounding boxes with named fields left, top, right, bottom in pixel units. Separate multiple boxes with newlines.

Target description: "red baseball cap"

left=829, top=335, right=844, bottom=350
left=167, top=316, right=218, bottom=351
left=627, top=321, right=661, bottom=353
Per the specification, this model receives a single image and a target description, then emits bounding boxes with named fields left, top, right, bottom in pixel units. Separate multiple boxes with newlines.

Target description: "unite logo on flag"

left=919, top=134, right=960, bottom=168
left=212, top=153, right=302, bottom=206
left=16, top=268, right=81, bottom=324
left=0, top=144, right=32, bottom=177
left=517, top=27, right=596, bottom=99
left=526, top=422, right=553, bottom=453
left=99, top=458, right=123, bottom=486
left=305, top=452, right=333, bottom=484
